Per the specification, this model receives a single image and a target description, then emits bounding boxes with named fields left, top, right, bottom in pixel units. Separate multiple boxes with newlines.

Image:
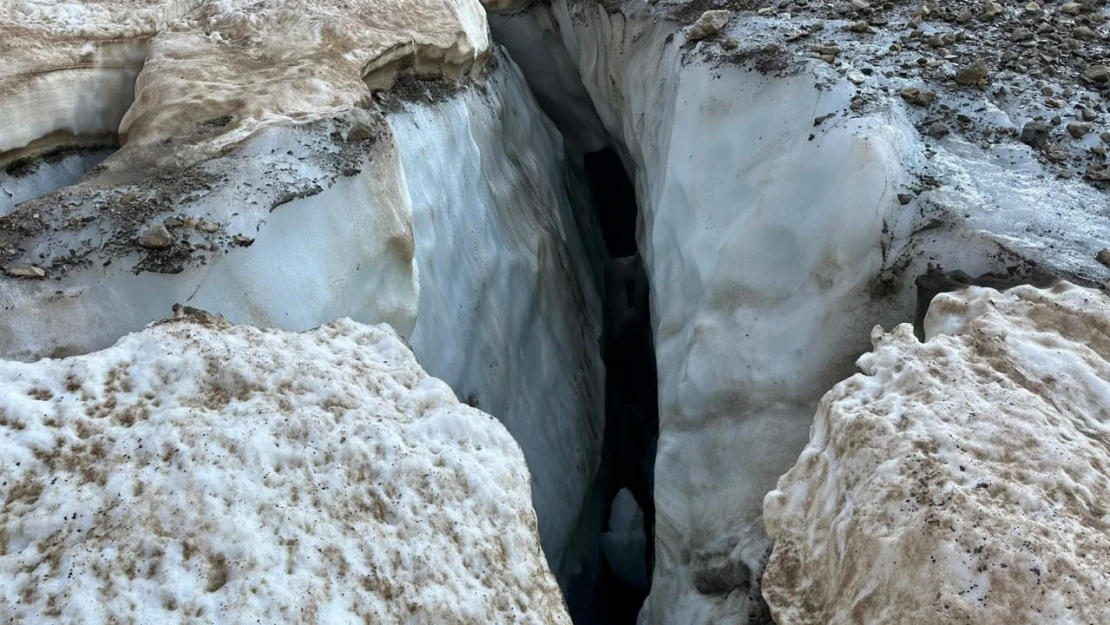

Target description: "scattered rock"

left=928, top=121, right=950, bottom=138
left=5, top=265, right=45, bottom=279
left=688, top=10, right=731, bottom=42
left=847, top=20, right=872, bottom=33
left=1020, top=121, right=1051, bottom=148
left=1082, top=66, right=1110, bottom=84
left=1060, top=2, right=1082, bottom=14
left=847, top=71, right=866, bottom=85
left=136, top=224, right=176, bottom=250
left=1098, top=249, right=1110, bottom=268
left=898, top=193, right=914, bottom=205
left=197, top=220, right=221, bottom=233
left=980, top=1, right=1003, bottom=19
left=899, top=86, right=936, bottom=106
left=1067, top=122, right=1092, bottom=139
left=234, top=235, right=255, bottom=247
left=955, top=59, right=989, bottom=86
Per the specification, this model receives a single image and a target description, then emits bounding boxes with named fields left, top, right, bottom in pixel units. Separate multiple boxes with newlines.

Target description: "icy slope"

left=490, top=0, right=1110, bottom=622
left=0, top=309, right=570, bottom=625
left=764, top=281, right=1110, bottom=625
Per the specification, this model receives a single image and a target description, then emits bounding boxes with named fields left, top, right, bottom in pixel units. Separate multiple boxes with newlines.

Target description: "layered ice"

left=764, top=281, right=1110, bottom=625
left=0, top=309, right=571, bottom=624
left=490, top=1, right=1110, bottom=622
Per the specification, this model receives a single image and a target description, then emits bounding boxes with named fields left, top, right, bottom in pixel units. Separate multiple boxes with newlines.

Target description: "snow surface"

left=0, top=0, right=488, bottom=160
left=764, top=281, right=1110, bottom=625
left=492, top=2, right=1110, bottom=622
left=0, top=309, right=571, bottom=624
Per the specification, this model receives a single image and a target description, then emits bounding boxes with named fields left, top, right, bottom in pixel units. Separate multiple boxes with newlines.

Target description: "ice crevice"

left=486, top=1, right=1110, bottom=622
left=3, top=0, right=1110, bottom=623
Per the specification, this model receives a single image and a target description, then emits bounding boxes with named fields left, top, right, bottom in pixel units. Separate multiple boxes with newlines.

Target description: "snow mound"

left=0, top=308, right=570, bottom=625
left=763, top=281, right=1110, bottom=625
left=0, top=0, right=489, bottom=161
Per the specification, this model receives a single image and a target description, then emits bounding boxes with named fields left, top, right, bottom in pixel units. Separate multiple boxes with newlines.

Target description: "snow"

left=491, top=2, right=1110, bottom=622
left=0, top=0, right=489, bottom=159
left=1, top=1, right=604, bottom=596
left=0, top=309, right=571, bottom=624
left=763, top=281, right=1110, bottom=625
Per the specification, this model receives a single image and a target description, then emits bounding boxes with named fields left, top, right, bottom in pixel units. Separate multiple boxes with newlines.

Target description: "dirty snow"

left=764, top=281, right=1110, bottom=625
left=0, top=309, right=570, bottom=624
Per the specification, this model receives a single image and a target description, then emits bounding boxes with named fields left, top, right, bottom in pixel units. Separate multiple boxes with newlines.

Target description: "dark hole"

left=580, top=146, right=658, bottom=625
left=585, top=148, right=639, bottom=258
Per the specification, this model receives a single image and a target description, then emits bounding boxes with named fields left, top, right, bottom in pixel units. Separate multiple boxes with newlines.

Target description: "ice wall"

left=0, top=40, right=604, bottom=597
left=489, top=2, right=1110, bottom=622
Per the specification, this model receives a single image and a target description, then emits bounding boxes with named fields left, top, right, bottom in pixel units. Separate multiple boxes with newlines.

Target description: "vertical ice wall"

left=488, top=1, right=1110, bottom=622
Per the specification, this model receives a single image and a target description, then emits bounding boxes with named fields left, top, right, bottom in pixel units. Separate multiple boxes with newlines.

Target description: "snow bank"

left=493, top=1, right=1110, bottom=622
left=1, top=3, right=604, bottom=597
left=0, top=309, right=570, bottom=625
left=764, top=281, right=1110, bottom=625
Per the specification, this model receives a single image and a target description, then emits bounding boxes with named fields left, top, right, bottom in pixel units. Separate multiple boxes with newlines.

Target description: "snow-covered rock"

left=0, top=308, right=570, bottom=624
left=491, top=1, right=1110, bottom=621
left=763, top=281, right=1110, bottom=625
left=0, top=0, right=604, bottom=594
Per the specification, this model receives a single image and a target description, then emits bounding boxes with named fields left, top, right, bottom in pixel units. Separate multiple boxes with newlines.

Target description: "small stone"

left=927, top=120, right=950, bottom=138
left=1020, top=121, right=1051, bottom=148
left=1067, top=122, right=1092, bottom=138
left=956, top=10, right=974, bottom=22
left=758, top=6, right=775, bottom=15
left=980, top=0, right=1003, bottom=18
left=956, top=59, right=989, bottom=86
left=898, top=193, right=914, bottom=205
left=120, top=193, right=137, bottom=205
left=851, top=0, right=870, bottom=8
left=1102, top=132, right=1110, bottom=144
left=847, top=20, right=871, bottom=33
left=1073, top=26, right=1097, bottom=40
left=1024, top=1, right=1041, bottom=13
left=197, top=220, right=221, bottom=233
left=1083, top=66, right=1110, bottom=84
left=688, top=9, right=731, bottom=41
left=1098, top=249, right=1110, bottom=268
left=847, top=70, right=866, bottom=84
left=1060, top=1, right=1082, bottom=13
left=6, top=265, right=45, bottom=279
left=1010, top=28, right=1034, bottom=42
left=1040, top=86, right=1054, bottom=97
left=137, top=224, right=175, bottom=249
left=164, top=217, right=183, bottom=229
left=812, top=44, right=841, bottom=56
left=899, top=86, right=936, bottom=106
left=234, top=235, right=255, bottom=247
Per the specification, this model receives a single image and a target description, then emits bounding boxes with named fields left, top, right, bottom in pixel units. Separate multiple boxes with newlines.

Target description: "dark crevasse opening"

left=580, top=147, right=659, bottom=625
left=586, top=148, right=640, bottom=258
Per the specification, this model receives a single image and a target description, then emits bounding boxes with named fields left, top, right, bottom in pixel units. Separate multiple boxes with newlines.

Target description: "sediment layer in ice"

left=764, top=281, right=1110, bottom=625
left=0, top=309, right=570, bottom=625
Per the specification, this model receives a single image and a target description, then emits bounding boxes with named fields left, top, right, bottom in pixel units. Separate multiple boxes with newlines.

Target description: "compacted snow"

left=0, top=309, right=571, bottom=624
left=764, top=281, right=1110, bottom=625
